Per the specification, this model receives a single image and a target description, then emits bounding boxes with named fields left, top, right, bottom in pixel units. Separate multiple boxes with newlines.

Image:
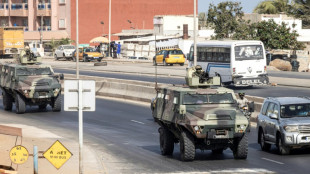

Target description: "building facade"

left=71, top=0, right=196, bottom=44
left=0, top=0, right=71, bottom=43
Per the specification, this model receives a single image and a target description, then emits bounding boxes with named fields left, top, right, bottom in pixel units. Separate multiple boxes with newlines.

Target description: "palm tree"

left=253, top=0, right=289, bottom=14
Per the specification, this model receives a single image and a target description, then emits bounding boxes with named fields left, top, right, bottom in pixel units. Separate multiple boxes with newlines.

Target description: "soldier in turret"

left=193, top=65, right=209, bottom=83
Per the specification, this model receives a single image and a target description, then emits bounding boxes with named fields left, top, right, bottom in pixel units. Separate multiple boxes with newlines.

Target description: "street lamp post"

left=193, top=0, right=197, bottom=66
left=108, top=0, right=111, bottom=57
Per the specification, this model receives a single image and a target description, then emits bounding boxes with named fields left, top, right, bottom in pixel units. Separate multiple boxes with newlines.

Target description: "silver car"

left=54, top=45, right=76, bottom=61
left=257, top=97, right=310, bottom=155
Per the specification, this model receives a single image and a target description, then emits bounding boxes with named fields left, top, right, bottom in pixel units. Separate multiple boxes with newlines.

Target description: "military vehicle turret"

left=0, top=48, right=63, bottom=114
left=151, top=66, right=251, bottom=161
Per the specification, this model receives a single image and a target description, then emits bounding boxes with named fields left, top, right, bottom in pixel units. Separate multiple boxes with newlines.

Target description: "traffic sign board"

left=9, top=145, right=29, bottom=164
left=43, top=140, right=72, bottom=169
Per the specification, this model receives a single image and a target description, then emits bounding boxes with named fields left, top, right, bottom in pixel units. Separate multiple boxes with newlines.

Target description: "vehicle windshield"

left=84, top=48, right=96, bottom=52
left=183, top=93, right=234, bottom=105
left=169, top=50, right=183, bottom=55
left=16, top=67, right=53, bottom=76
left=63, top=45, right=75, bottom=49
left=281, top=104, right=310, bottom=118
left=235, top=45, right=264, bottom=60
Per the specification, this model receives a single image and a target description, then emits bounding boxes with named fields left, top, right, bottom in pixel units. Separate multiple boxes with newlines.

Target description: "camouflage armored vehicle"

left=0, top=48, right=63, bottom=114
left=151, top=66, right=251, bottom=161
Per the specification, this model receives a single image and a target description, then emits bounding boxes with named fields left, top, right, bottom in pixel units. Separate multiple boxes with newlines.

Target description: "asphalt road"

left=1, top=97, right=310, bottom=173
left=54, top=68, right=310, bottom=98
left=268, top=70, right=310, bottom=80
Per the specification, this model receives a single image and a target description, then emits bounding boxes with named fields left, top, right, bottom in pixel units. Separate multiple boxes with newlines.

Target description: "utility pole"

left=40, top=15, right=43, bottom=44
left=193, top=0, right=197, bottom=66
left=76, top=0, right=79, bottom=79
left=108, top=0, right=111, bottom=57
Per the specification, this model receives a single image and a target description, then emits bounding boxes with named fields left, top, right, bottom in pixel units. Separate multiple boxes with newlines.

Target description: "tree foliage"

left=198, top=12, right=207, bottom=28
left=207, top=1, right=244, bottom=39
left=253, top=0, right=289, bottom=14
left=45, top=38, right=74, bottom=55
left=289, top=0, right=310, bottom=28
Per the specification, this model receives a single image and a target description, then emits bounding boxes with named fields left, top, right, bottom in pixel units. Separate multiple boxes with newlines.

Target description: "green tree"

left=253, top=0, right=289, bottom=14
left=253, top=20, right=304, bottom=50
left=198, top=12, right=207, bottom=28
left=207, top=1, right=244, bottom=39
left=58, top=38, right=74, bottom=45
left=45, top=38, right=60, bottom=56
left=289, top=0, right=310, bottom=28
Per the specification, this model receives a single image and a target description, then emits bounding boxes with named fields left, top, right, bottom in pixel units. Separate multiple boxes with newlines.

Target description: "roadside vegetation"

left=44, top=38, right=74, bottom=56
left=199, top=1, right=305, bottom=50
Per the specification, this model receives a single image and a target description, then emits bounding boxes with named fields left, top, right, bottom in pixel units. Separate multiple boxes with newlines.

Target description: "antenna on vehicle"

left=154, top=29, right=158, bottom=91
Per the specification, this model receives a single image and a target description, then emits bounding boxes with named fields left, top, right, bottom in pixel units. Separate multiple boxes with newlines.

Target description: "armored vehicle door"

left=162, top=91, right=179, bottom=122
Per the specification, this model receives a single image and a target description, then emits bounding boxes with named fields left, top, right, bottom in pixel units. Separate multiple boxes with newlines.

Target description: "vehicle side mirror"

left=269, top=113, right=278, bottom=119
left=248, top=101, right=255, bottom=112
left=179, top=105, right=186, bottom=115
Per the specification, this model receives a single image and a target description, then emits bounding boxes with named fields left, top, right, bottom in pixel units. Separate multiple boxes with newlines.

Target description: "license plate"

left=242, top=80, right=252, bottom=84
left=174, top=56, right=179, bottom=59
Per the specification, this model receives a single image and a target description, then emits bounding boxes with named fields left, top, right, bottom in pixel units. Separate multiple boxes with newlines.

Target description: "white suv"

left=257, top=97, right=310, bottom=155
left=55, top=45, right=76, bottom=60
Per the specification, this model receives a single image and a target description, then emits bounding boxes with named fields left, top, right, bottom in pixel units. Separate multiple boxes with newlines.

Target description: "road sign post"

left=64, top=80, right=96, bottom=174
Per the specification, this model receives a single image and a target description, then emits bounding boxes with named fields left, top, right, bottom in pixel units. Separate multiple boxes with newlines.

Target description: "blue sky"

left=198, top=0, right=264, bottom=13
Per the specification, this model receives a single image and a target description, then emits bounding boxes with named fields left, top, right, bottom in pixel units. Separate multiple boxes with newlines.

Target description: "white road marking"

left=131, top=120, right=145, bottom=125
left=261, top=158, right=284, bottom=165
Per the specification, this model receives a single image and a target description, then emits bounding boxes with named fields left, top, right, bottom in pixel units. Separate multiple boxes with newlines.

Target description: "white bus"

left=188, top=40, right=269, bottom=86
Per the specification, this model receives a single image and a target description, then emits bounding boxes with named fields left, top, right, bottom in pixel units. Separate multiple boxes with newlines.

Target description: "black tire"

left=15, top=93, right=26, bottom=114
left=212, top=148, right=224, bottom=154
left=52, top=95, right=61, bottom=112
left=97, top=59, right=102, bottom=62
left=2, top=91, right=13, bottom=111
left=180, top=131, right=195, bottom=161
left=38, top=104, right=47, bottom=110
left=259, top=130, right=271, bottom=151
left=163, top=59, right=167, bottom=66
left=54, top=54, right=58, bottom=60
left=159, top=127, right=174, bottom=156
left=277, top=135, right=290, bottom=155
left=180, top=63, right=184, bottom=66
left=233, top=134, right=248, bottom=159
left=153, top=59, right=157, bottom=66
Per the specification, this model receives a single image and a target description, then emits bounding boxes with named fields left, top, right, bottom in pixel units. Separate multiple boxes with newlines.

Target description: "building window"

left=59, top=19, right=66, bottom=28
left=59, top=0, right=65, bottom=4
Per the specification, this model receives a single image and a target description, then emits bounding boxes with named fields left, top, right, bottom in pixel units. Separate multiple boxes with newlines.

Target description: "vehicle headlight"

left=284, top=125, right=299, bottom=132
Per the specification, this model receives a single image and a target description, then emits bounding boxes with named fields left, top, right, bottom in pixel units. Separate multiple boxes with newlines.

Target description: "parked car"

left=73, top=47, right=103, bottom=62
left=153, top=48, right=186, bottom=66
left=257, top=97, right=310, bottom=155
left=55, top=45, right=76, bottom=61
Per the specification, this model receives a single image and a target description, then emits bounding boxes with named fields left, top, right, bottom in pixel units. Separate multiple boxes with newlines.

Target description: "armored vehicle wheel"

left=15, top=93, right=26, bottom=114
left=153, top=59, right=157, bottom=66
left=212, top=148, right=224, bottom=154
left=3, top=91, right=13, bottom=111
left=180, top=131, right=195, bottom=161
left=52, top=95, right=61, bottom=112
left=259, top=130, right=271, bottom=151
left=159, top=127, right=174, bottom=156
left=233, top=134, right=248, bottom=159
left=39, top=104, right=47, bottom=110
left=277, top=135, right=290, bottom=155
left=163, top=60, right=167, bottom=66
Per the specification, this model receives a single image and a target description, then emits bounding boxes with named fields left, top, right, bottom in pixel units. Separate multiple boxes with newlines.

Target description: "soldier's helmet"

left=195, top=65, right=202, bottom=71
left=238, top=92, right=245, bottom=97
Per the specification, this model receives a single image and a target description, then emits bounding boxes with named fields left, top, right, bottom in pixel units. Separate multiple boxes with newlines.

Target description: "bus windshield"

left=235, top=45, right=264, bottom=60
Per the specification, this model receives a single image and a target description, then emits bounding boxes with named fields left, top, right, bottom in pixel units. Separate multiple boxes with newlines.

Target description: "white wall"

left=159, top=16, right=198, bottom=37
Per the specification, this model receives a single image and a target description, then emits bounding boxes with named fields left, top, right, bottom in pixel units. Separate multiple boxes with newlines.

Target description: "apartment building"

left=0, top=0, right=71, bottom=44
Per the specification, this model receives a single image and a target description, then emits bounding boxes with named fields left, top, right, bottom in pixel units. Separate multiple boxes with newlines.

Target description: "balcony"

left=0, top=3, right=9, bottom=16
left=37, top=3, right=51, bottom=16
left=10, top=3, right=28, bottom=16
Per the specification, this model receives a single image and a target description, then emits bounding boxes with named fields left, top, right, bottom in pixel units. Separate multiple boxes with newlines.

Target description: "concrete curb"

left=63, top=74, right=264, bottom=113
